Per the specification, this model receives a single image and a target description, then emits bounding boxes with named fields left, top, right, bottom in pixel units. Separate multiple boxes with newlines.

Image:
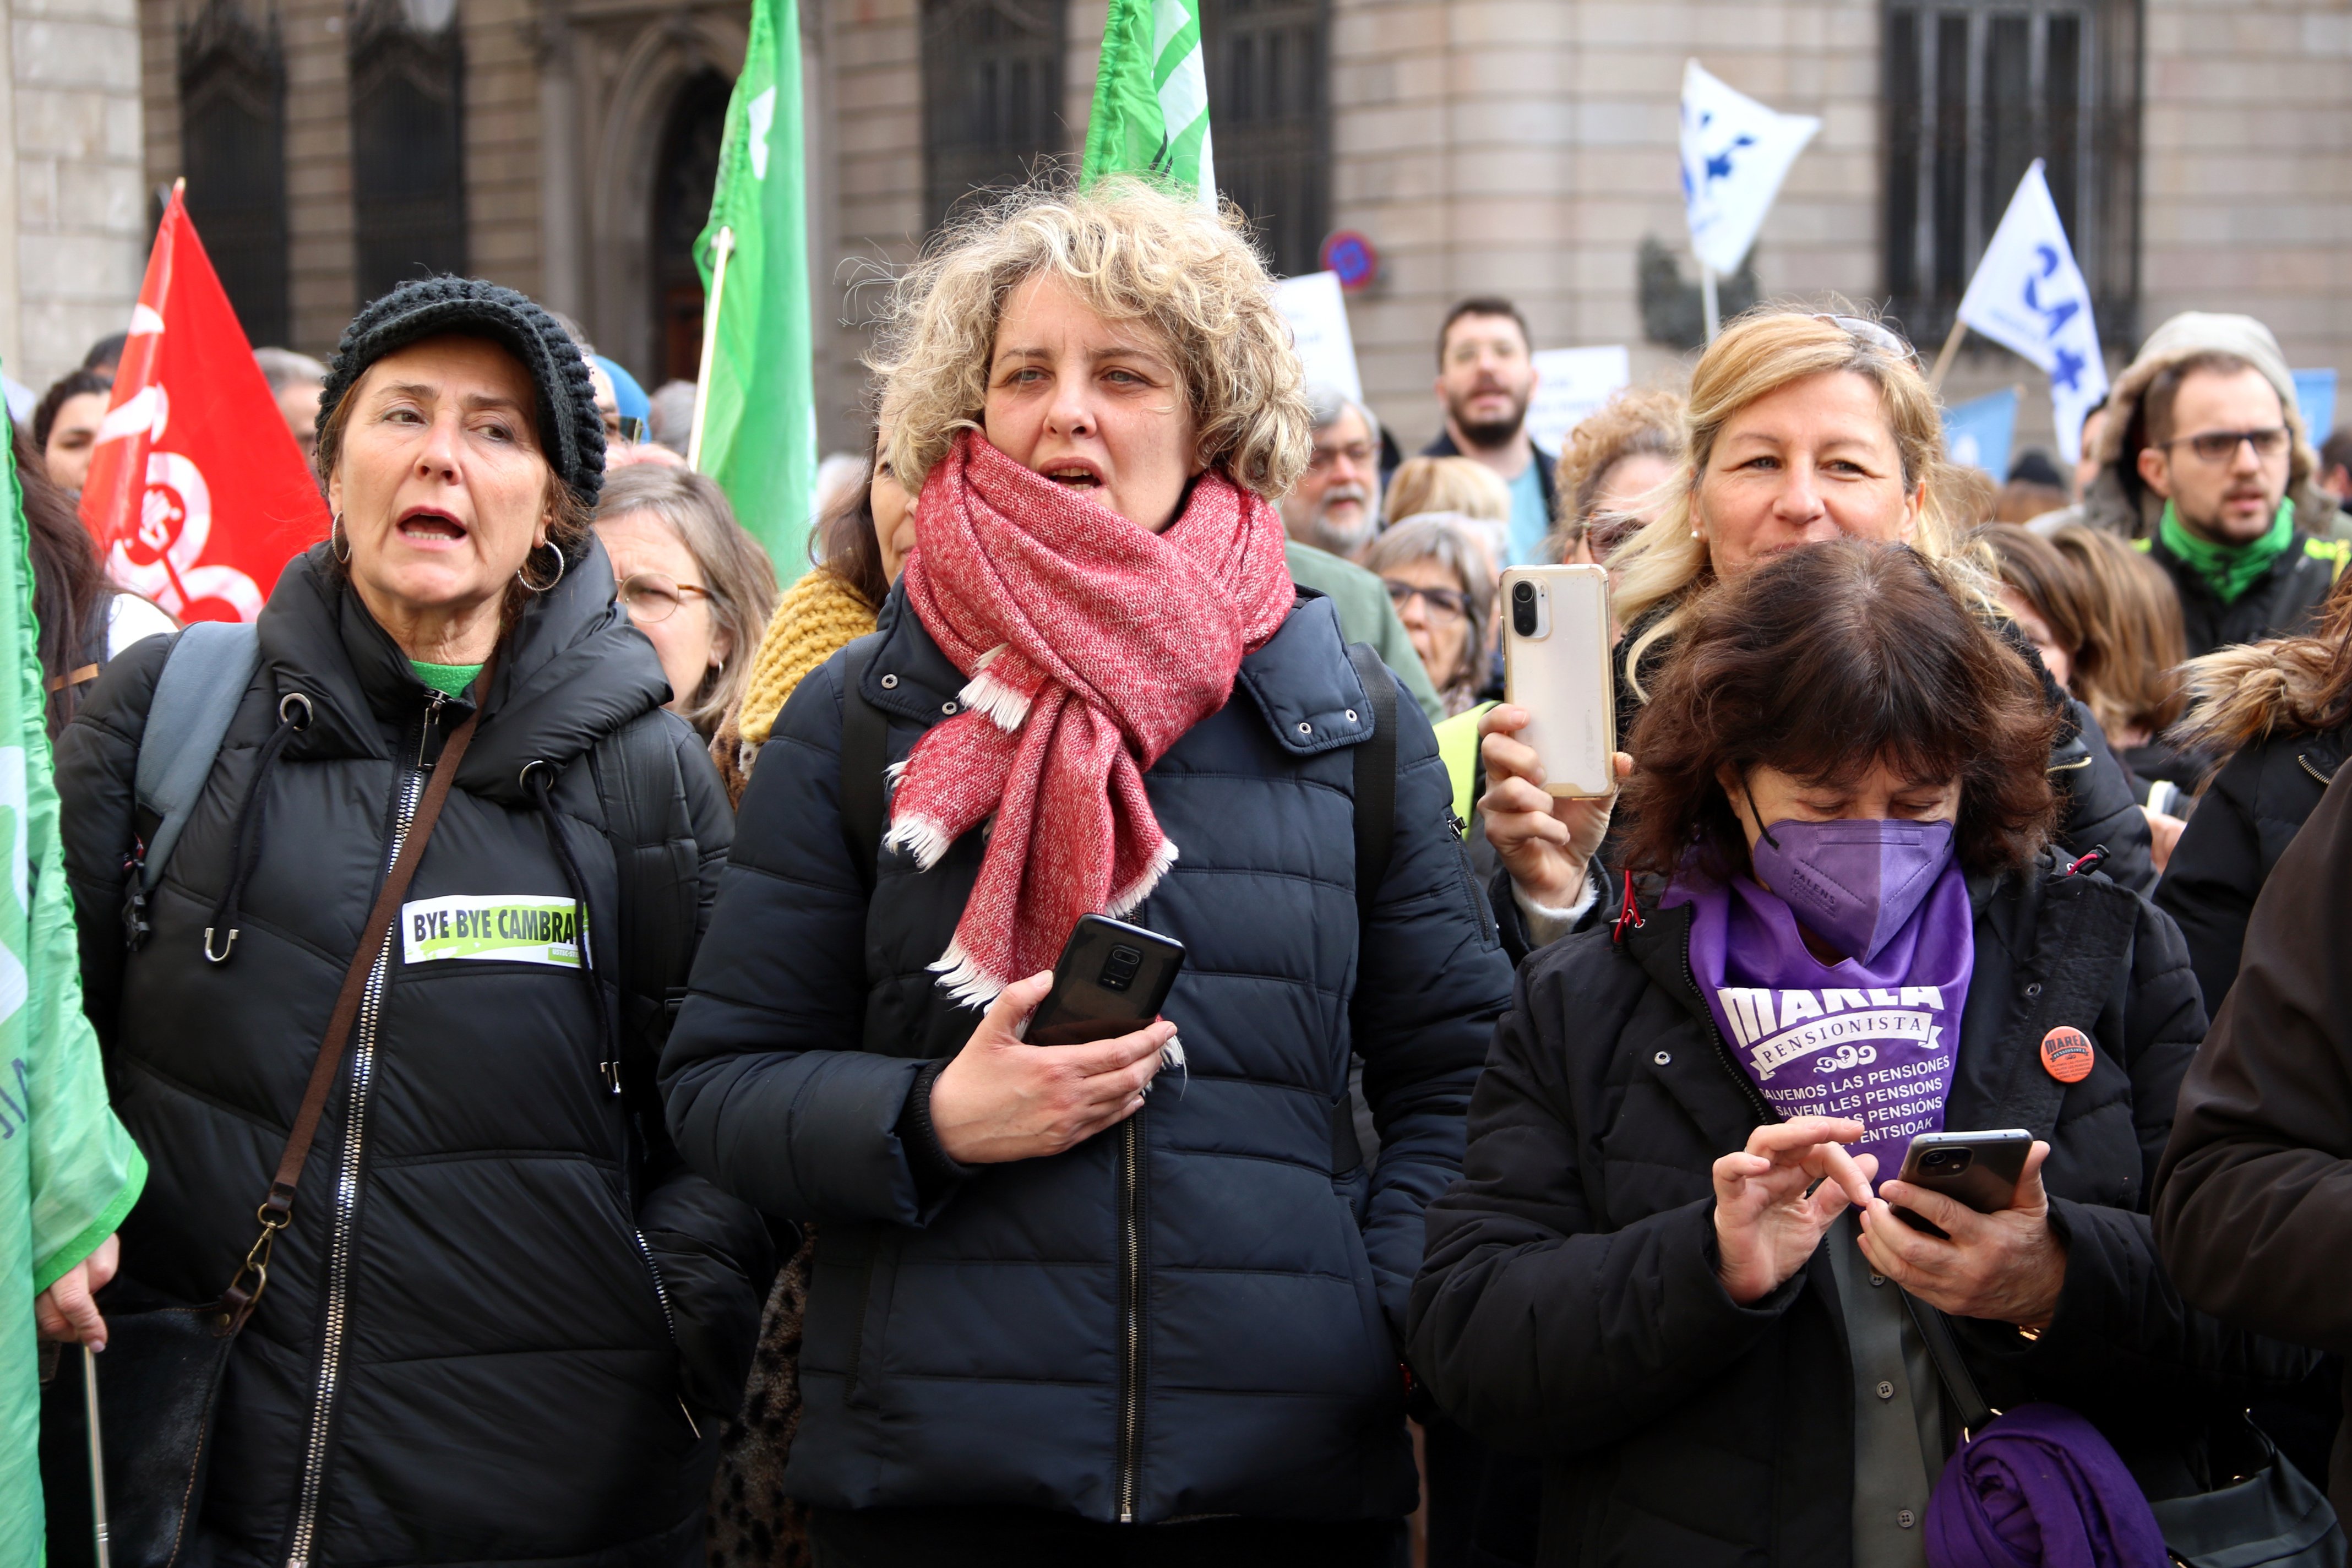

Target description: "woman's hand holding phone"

left=1478, top=704, right=1633, bottom=909
left=929, top=971, right=1173, bottom=1164
left=1858, top=1139, right=2068, bottom=1330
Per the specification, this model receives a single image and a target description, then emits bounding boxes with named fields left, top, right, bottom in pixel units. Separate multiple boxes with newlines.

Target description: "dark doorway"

left=922, top=0, right=1065, bottom=231
left=348, top=0, right=467, bottom=306
left=179, top=0, right=290, bottom=345
left=1202, top=0, right=1330, bottom=277
left=652, top=70, right=732, bottom=384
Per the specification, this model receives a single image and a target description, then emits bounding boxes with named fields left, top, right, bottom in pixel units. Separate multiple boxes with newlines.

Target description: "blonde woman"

left=1546, top=386, right=1684, bottom=568
left=662, top=179, right=1511, bottom=1565
left=1477, top=309, right=2155, bottom=954
left=1385, top=453, right=1512, bottom=567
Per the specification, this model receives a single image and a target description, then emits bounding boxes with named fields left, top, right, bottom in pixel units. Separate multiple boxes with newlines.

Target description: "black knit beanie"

left=319, top=276, right=608, bottom=535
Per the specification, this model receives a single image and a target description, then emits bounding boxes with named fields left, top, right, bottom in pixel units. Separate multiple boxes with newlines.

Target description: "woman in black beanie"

left=52, top=277, right=770, bottom=1566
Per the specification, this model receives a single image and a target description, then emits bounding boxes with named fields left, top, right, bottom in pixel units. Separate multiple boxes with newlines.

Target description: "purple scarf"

left=1926, top=1404, right=2168, bottom=1567
left=1665, top=857, right=1974, bottom=1177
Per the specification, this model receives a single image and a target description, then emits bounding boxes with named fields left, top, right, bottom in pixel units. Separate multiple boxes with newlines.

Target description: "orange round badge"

left=2041, top=1026, right=2094, bottom=1084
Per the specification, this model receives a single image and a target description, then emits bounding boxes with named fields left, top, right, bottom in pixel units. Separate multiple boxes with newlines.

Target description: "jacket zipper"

left=633, top=1227, right=704, bottom=1440
left=1679, top=917, right=1774, bottom=1128
left=285, top=692, right=443, bottom=1568
left=1117, top=1109, right=1146, bottom=1523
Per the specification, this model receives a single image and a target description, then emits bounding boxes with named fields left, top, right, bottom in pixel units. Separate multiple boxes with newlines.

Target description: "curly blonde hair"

left=1608, top=307, right=1972, bottom=698
left=872, top=177, right=1311, bottom=501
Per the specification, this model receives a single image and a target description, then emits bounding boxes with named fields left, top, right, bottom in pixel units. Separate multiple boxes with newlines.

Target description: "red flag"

left=78, top=183, right=328, bottom=623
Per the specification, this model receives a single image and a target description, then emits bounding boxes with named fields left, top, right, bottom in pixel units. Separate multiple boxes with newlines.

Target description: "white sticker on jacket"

left=401, top=895, right=585, bottom=968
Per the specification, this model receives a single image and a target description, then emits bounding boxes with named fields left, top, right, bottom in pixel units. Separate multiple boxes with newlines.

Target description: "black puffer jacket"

left=1408, top=854, right=2313, bottom=1567
left=56, top=541, right=770, bottom=1568
left=661, top=584, right=1514, bottom=1527
left=2143, top=527, right=2345, bottom=662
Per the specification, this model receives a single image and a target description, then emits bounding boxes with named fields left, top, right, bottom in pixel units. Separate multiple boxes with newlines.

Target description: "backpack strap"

left=132, top=620, right=262, bottom=894
left=591, top=714, right=700, bottom=1076
left=1346, top=643, right=1397, bottom=930
left=837, top=634, right=890, bottom=891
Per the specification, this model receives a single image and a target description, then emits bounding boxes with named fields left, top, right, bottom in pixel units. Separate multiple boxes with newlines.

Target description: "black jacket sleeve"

left=660, top=652, right=946, bottom=1227
left=1406, top=946, right=1807, bottom=1457
left=1348, top=676, right=1516, bottom=1334
left=53, top=635, right=174, bottom=1049
left=2157, top=763, right=2352, bottom=1358
left=627, top=715, right=775, bottom=1418
left=2153, top=747, right=2266, bottom=1015
left=1964, top=890, right=2314, bottom=1409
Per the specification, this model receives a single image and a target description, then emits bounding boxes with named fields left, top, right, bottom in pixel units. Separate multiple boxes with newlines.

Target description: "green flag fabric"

left=1081, top=0, right=1217, bottom=202
left=0, top=384, right=146, bottom=1565
left=693, top=0, right=818, bottom=571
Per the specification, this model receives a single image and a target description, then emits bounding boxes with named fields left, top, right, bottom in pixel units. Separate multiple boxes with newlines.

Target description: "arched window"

left=1884, top=0, right=2142, bottom=344
left=179, top=0, right=289, bottom=345
left=651, top=72, right=732, bottom=383
left=1201, top=0, right=1330, bottom=277
left=349, top=0, right=466, bottom=305
left=922, top=0, right=1066, bottom=230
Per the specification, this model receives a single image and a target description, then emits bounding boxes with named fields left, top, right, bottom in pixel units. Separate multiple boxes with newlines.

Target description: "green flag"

left=692, top=0, right=818, bottom=571
left=1081, top=0, right=1217, bottom=202
left=0, top=377, right=146, bottom=1565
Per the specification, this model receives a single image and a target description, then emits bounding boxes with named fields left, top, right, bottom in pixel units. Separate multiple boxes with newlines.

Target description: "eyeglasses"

left=1582, top=513, right=1645, bottom=559
left=617, top=571, right=712, bottom=624
left=1384, top=578, right=1471, bottom=622
left=1812, top=313, right=1920, bottom=367
left=2162, top=426, right=2291, bottom=466
left=1308, top=440, right=1377, bottom=472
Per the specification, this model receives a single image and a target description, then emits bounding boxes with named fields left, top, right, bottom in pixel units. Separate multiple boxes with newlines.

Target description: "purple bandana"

left=1665, top=854, right=1975, bottom=1178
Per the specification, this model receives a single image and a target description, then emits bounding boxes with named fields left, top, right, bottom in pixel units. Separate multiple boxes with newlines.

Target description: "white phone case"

left=1500, top=565, right=1615, bottom=798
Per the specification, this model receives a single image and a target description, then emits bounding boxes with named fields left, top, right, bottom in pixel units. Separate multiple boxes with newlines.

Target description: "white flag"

left=1956, top=160, right=2110, bottom=465
left=1680, top=61, right=1821, bottom=277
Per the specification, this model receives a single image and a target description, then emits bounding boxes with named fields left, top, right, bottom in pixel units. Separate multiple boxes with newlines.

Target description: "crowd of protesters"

left=25, top=172, right=2352, bottom=1568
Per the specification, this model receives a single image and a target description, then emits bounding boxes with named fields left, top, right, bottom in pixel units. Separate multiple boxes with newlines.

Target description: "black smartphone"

left=1022, top=914, right=1185, bottom=1048
left=1892, top=1129, right=2034, bottom=1235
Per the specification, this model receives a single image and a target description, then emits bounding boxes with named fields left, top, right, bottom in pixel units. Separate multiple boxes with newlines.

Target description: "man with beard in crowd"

left=1281, top=386, right=1384, bottom=558
left=1421, top=297, right=1556, bottom=565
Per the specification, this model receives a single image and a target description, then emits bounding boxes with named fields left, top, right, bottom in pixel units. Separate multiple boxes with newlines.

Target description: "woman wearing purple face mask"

left=1409, top=540, right=2315, bottom=1568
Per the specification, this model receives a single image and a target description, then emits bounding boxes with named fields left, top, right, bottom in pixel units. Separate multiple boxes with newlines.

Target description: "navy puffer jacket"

left=661, top=582, right=1513, bottom=1524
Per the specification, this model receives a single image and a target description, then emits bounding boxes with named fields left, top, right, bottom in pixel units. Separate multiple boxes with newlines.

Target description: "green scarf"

left=410, top=658, right=484, bottom=698
left=2159, top=497, right=2296, bottom=605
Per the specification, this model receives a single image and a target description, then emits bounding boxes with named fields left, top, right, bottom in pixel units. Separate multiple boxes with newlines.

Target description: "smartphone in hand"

left=1500, top=565, right=1616, bottom=798
left=1022, top=915, right=1185, bottom=1048
left=1892, top=1129, right=2034, bottom=1235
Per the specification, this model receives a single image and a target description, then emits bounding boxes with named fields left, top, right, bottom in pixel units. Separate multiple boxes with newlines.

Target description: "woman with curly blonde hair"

left=1546, top=384, right=1684, bottom=567
left=1474, top=309, right=2155, bottom=955
left=662, top=177, right=1512, bottom=1566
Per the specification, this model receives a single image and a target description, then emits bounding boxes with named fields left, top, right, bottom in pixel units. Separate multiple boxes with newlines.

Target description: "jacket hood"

left=257, top=534, right=670, bottom=803
left=2079, top=311, right=2323, bottom=538
left=2173, top=632, right=2346, bottom=762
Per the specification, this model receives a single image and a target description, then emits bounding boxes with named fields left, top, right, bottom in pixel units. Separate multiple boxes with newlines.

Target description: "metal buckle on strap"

left=600, top=1060, right=623, bottom=1096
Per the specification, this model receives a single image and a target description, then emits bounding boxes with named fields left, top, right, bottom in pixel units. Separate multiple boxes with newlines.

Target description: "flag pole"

left=686, top=226, right=736, bottom=472
left=84, top=1344, right=111, bottom=1568
left=1700, top=265, right=1721, bottom=343
left=1928, top=315, right=1968, bottom=394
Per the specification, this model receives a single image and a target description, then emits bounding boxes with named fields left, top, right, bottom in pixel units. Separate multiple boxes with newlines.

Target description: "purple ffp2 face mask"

left=1748, top=817, right=1957, bottom=964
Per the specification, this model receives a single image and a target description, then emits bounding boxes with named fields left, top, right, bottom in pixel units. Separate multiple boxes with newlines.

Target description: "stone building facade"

left=106, top=0, right=2352, bottom=457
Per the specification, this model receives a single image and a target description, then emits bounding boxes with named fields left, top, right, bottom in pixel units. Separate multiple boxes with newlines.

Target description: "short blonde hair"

left=1609, top=308, right=1967, bottom=695
left=873, top=177, right=1311, bottom=500
left=1385, top=456, right=1511, bottom=525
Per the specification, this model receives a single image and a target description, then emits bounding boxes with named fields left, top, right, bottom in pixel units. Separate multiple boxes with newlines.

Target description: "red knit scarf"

left=890, top=430, right=1295, bottom=1004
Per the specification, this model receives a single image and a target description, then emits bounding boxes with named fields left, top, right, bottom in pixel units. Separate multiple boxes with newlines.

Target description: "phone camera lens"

left=1512, top=581, right=1535, bottom=604
left=1099, top=945, right=1142, bottom=992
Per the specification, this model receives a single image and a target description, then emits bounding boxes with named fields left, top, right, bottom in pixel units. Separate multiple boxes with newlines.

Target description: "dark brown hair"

left=812, top=422, right=891, bottom=609
left=33, top=368, right=110, bottom=453
left=14, top=423, right=116, bottom=736
left=1980, top=523, right=2090, bottom=668
left=1619, top=539, right=2059, bottom=881
left=1436, top=296, right=1532, bottom=366
left=2141, top=350, right=2263, bottom=448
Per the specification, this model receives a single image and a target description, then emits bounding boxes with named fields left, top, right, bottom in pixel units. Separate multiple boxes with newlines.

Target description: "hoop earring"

left=516, top=543, right=566, bottom=594
left=330, top=513, right=351, bottom=564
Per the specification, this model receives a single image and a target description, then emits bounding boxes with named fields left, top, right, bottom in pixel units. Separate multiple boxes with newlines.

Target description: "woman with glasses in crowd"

left=1546, top=386, right=1684, bottom=571
left=1474, top=311, right=2156, bottom=963
left=660, top=178, right=1511, bottom=1566
left=1360, top=514, right=1496, bottom=718
left=1413, top=538, right=2311, bottom=1568
left=595, top=464, right=778, bottom=745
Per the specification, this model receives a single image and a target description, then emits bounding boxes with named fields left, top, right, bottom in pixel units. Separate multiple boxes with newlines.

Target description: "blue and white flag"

left=1956, top=160, right=2109, bottom=465
left=1680, top=61, right=1821, bottom=277
left=1943, top=387, right=2019, bottom=480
